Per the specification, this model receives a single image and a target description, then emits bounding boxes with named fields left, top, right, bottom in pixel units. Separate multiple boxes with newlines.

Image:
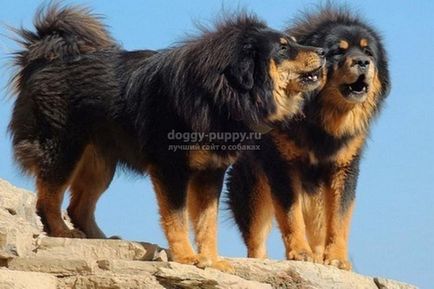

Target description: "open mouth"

left=299, top=66, right=323, bottom=85
left=341, top=75, right=369, bottom=99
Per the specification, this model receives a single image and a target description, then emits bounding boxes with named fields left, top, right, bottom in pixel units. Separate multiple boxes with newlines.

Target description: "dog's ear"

left=224, top=44, right=255, bottom=92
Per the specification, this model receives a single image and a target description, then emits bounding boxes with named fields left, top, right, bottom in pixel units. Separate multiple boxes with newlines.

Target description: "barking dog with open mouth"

left=227, top=5, right=390, bottom=270
left=8, top=4, right=325, bottom=271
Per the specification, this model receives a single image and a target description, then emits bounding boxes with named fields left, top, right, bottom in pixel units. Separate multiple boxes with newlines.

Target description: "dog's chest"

left=295, top=123, right=352, bottom=164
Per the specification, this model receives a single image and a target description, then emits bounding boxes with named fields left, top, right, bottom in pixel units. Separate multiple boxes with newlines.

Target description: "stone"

left=230, top=258, right=374, bottom=289
left=0, top=268, right=57, bottom=289
left=0, top=180, right=42, bottom=258
left=96, top=259, right=167, bottom=274
left=229, top=258, right=418, bottom=289
left=374, top=277, right=419, bottom=289
left=59, top=274, right=164, bottom=289
left=34, top=236, right=169, bottom=262
left=0, top=178, right=419, bottom=289
left=155, top=262, right=272, bottom=289
left=8, top=257, right=94, bottom=276
left=0, top=179, right=40, bottom=224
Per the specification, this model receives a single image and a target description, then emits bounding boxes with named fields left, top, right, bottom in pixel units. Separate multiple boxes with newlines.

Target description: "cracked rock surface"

left=0, top=179, right=418, bottom=289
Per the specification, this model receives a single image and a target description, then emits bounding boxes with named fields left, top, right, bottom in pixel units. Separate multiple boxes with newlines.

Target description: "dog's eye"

left=335, top=47, right=346, bottom=55
left=243, top=43, right=253, bottom=50
left=331, top=49, right=344, bottom=57
left=363, top=47, right=373, bottom=57
left=279, top=44, right=288, bottom=53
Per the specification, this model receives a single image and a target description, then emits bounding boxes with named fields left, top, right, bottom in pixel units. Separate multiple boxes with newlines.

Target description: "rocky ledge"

left=0, top=179, right=417, bottom=289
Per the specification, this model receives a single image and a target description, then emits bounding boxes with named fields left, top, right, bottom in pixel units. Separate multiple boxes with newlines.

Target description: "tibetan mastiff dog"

left=8, top=4, right=325, bottom=270
left=227, top=6, right=390, bottom=270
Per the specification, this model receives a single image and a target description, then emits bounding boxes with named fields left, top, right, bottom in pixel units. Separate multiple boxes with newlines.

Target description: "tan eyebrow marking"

left=339, top=40, right=349, bottom=50
left=360, top=38, right=368, bottom=47
left=280, top=38, right=288, bottom=45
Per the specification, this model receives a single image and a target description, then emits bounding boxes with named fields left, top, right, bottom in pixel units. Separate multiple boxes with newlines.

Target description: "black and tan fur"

left=227, top=6, right=390, bottom=270
left=8, top=4, right=325, bottom=271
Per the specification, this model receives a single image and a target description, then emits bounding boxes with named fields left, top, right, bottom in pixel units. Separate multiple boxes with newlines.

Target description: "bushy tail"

left=11, top=3, right=118, bottom=92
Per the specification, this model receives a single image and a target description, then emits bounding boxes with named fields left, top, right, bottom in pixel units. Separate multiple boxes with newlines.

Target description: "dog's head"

left=263, top=36, right=326, bottom=123
left=221, top=21, right=327, bottom=131
left=184, top=14, right=325, bottom=132
left=288, top=7, right=390, bottom=136
left=320, top=26, right=386, bottom=105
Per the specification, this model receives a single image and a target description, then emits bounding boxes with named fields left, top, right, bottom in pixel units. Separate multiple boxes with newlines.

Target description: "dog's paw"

left=312, top=253, right=324, bottom=264
left=324, top=243, right=352, bottom=270
left=210, top=259, right=235, bottom=273
left=324, top=257, right=352, bottom=270
left=175, top=254, right=210, bottom=267
left=287, top=249, right=314, bottom=262
left=175, top=255, right=234, bottom=273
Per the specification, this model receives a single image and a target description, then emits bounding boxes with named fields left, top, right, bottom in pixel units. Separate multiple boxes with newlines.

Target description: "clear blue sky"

left=1, top=1, right=433, bottom=288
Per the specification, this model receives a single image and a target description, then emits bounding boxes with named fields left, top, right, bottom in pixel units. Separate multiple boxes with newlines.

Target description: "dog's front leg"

left=149, top=165, right=199, bottom=265
left=271, top=170, right=314, bottom=262
left=323, top=159, right=359, bottom=271
left=187, top=169, right=233, bottom=272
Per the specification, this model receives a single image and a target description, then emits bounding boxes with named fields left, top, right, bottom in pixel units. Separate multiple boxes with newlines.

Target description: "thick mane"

left=288, top=4, right=373, bottom=42
left=203, top=12, right=267, bottom=36
left=127, top=13, right=272, bottom=132
left=174, top=13, right=270, bottom=127
left=287, top=4, right=390, bottom=130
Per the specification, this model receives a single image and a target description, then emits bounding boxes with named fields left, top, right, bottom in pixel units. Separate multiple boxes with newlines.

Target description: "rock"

left=0, top=180, right=43, bottom=260
left=374, top=277, right=418, bottom=289
left=8, top=257, right=95, bottom=276
left=96, top=259, right=168, bottom=274
left=155, top=262, right=272, bottom=289
left=229, top=258, right=413, bottom=289
left=0, top=178, right=419, bottom=289
left=59, top=274, right=164, bottom=289
left=34, top=236, right=169, bottom=262
left=0, top=268, right=57, bottom=289
left=0, top=180, right=40, bottom=224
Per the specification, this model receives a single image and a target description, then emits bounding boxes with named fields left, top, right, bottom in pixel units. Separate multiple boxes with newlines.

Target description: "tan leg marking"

left=149, top=169, right=198, bottom=266
left=246, top=170, right=274, bottom=259
left=187, top=170, right=233, bottom=272
left=323, top=167, right=354, bottom=270
left=302, top=184, right=327, bottom=263
left=67, top=145, right=115, bottom=239
left=36, top=178, right=85, bottom=238
left=273, top=172, right=313, bottom=261
left=323, top=134, right=365, bottom=270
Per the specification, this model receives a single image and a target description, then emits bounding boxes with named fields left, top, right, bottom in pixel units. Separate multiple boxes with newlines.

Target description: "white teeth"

left=306, top=74, right=318, bottom=81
